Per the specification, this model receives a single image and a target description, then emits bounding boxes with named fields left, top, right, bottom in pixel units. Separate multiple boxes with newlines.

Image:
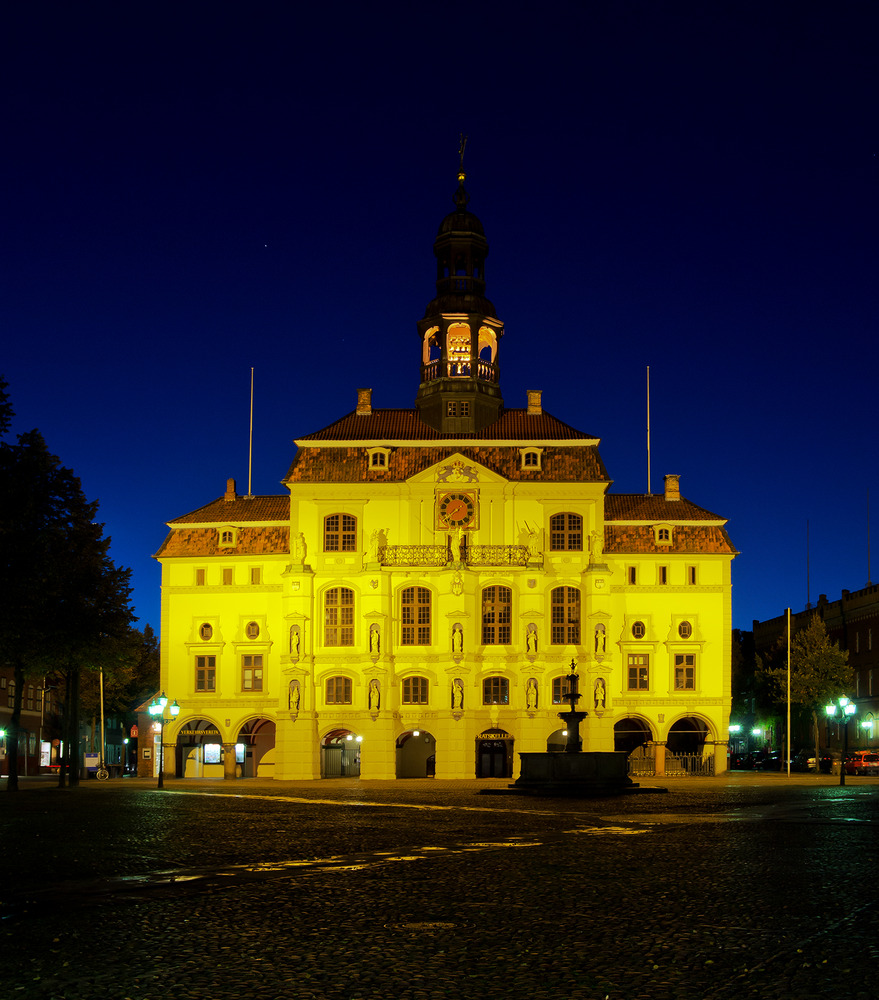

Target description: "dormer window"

left=653, top=524, right=673, bottom=546
left=367, top=447, right=391, bottom=472
left=520, top=448, right=543, bottom=471
left=219, top=526, right=238, bottom=548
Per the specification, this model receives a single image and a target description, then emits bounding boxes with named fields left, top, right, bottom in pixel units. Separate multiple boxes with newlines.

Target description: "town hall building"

left=154, top=168, right=737, bottom=781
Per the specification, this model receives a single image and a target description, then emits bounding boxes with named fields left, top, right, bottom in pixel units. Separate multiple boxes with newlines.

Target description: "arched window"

left=483, top=676, right=509, bottom=705
left=324, top=514, right=357, bottom=552
left=549, top=513, right=582, bottom=551
left=325, top=588, right=354, bottom=646
left=325, top=676, right=352, bottom=704
left=552, top=676, right=572, bottom=704
left=402, top=676, right=429, bottom=704
left=401, top=587, right=431, bottom=645
left=551, top=587, right=580, bottom=644
left=481, top=586, right=512, bottom=644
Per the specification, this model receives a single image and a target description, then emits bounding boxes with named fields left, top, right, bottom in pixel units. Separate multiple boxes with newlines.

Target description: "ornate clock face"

left=438, top=491, right=477, bottom=528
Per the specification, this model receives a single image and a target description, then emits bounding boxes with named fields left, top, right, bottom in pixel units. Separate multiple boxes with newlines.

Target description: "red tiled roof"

left=604, top=524, right=737, bottom=555
left=155, top=525, right=290, bottom=558
left=168, top=495, right=290, bottom=525
left=285, top=444, right=609, bottom=484
left=604, top=494, right=725, bottom=521
left=295, top=408, right=600, bottom=443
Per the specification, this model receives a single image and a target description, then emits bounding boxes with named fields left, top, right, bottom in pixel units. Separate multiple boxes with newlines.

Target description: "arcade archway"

left=614, top=717, right=653, bottom=753
left=396, top=729, right=436, bottom=778
left=667, top=717, right=710, bottom=754
left=175, top=718, right=223, bottom=778
left=321, top=729, right=362, bottom=778
left=236, top=718, right=276, bottom=778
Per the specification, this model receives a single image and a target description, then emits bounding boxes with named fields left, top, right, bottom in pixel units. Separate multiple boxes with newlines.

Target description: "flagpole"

left=248, top=367, right=254, bottom=498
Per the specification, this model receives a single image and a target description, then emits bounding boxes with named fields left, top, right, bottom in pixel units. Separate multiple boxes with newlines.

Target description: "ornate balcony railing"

left=420, top=358, right=498, bottom=385
left=378, top=545, right=447, bottom=567
left=466, top=545, right=529, bottom=566
left=378, top=544, right=529, bottom=568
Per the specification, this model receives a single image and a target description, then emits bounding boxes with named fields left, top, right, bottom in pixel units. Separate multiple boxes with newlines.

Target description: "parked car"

left=790, top=750, right=834, bottom=773
left=844, top=751, right=879, bottom=776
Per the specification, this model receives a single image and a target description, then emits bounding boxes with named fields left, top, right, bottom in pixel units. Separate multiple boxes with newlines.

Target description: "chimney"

left=664, top=474, right=681, bottom=501
left=224, top=478, right=238, bottom=502
left=526, top=389, right=543, bottom=415
left=356, top=388, right=372, bottom=416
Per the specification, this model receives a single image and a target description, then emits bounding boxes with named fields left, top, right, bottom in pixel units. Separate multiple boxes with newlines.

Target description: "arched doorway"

left=236, top=718, right=276, bottom=778
left=476, top=728, right=513, bottom=778
left=614, top=717, right=653, bottom=753
left=396, top=729, right=436, bottom=778
left=175, top=718, right=223, bottom=778
left=321, top=729, right=361, bottom=778
left=667, top=717, right=709, bottom=755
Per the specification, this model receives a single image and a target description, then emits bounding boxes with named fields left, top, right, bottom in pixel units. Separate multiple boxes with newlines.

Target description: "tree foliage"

left=0, top=379, right=135, bottom=789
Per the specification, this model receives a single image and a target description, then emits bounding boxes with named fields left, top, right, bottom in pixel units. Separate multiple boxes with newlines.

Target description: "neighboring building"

left=155, top=171, right=737, bottom=781
left=753, top=585, right=879, bottom=751
left=0, top=669, right=62, bottom=776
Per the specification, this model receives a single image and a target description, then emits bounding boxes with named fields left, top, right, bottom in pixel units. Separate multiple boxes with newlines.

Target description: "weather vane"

left=458, top=132, right=468, bottom=179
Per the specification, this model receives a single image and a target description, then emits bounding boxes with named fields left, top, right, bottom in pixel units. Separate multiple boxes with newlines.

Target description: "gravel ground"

left=1, top=774, right=877, bottom=999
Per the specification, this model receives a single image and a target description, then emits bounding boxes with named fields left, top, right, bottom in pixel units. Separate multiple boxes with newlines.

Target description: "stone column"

left=222, top=743, right=238, bottom=779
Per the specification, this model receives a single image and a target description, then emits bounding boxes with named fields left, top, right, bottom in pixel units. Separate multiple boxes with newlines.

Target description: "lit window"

left=401, top=587, right=431, bottom=645
left=674, top=654, right=696, bottom=690
left=446, top=401, right=471, bottom=416
left=324, top=514, right=357, bottom=552
left=402, top=676, right=429, bottom=704
left=628, top=654, right=649, bottom=690
left=325, top=676, right=352, bottom=704
left=549, top=513, right=582, bottom=551
left=551, top=587, right=580, bottom=644
left=483, top=676, right=509, bottom=705
left=242, top=654, right=263, bottom=691
left=199, top=623, right=213, bottom=640
left=481, top=586, right=512, bottom=644
left=245, top=621, right=260, bottom=639
left=552, top=676, right=572, bottom=704
left=678, top=621, right=692, bottom=639
left=325, top=587, right=355, bottom=646
left=196, top=655, right=216, bottom=692
left=631, top=621, right=645, bottom=639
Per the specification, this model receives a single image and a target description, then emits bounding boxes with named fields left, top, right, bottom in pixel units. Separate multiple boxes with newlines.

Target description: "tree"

left=760, top=614, right=853, bottom=764
left=0, top=380, right=134, bottom=790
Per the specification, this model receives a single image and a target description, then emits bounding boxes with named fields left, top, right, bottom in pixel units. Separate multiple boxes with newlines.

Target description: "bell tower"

left=415, top=145, right=504, bottom=433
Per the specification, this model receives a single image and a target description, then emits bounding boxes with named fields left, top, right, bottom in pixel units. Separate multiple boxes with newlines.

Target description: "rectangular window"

left=325, top=514, right=357, bottom=551
left=551, top=587, right=580, bottom=644
left=222, top=568, right=233, bottom=585
left=674, top=654, right=696, bottom=690
left=250, top=567, right=261, bottom=585
left=196, top=655, right=216, bottom=692
left=659, top=566, right=668, bottom=585
left=628, top=566, right=637, bottom=585
left=552, top=676, right=572, bottom=704
left=325, top=588, right=355, bottom=646
left=446, top=401, right=471, bottom=416
left=196, top=568, right=206, bottom=586
left=627, top=654, right=649, bottom=690
left=401, top=587, right=431, bottom=645
left=687, top=566, right=697, bottom=585
left=482, top=676, right=509, bottom=705
left=242, top=654, right=263, bottom=691
left=481, top=586, right=512, bottom=644
left=402, top=677, right=429, bottom=704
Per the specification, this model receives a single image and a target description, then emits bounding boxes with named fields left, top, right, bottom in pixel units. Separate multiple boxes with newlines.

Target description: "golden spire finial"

left=458, top=132, right=468, bottom=182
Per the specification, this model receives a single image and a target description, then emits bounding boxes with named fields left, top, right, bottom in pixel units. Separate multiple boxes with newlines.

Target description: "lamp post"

left=148, top=692, right=180, bottom=789
left=824, top=696, right=856, bottom=787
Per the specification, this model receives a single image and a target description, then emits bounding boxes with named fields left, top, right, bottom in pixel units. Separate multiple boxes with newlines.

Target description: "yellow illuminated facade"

left=155, top=174, right=736, bottom=781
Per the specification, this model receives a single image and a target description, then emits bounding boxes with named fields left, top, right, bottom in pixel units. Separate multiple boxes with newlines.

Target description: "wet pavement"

left=1, top=773, right=877, bottom=999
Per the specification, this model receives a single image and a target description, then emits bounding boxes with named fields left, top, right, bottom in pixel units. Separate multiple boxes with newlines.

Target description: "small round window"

left=631, top=621, right=645, bottom=639
left=199, top=623, right=213, bottom=641
left=678, top=621, right=692, bottom=639
left=246, top=621, right=260, bottom=639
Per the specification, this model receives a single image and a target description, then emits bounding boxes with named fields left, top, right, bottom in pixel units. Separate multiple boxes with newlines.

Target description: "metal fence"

left=626, top=748, right=715, bottom=777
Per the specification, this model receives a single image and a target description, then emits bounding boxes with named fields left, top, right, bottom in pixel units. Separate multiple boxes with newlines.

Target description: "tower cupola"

left=415, top=147, right=504, bottom=433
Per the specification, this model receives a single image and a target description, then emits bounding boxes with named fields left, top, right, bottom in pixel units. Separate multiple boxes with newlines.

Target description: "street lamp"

left=824, top=696, right=856, bottom=787
left=147, top=692, right=180, bottom=789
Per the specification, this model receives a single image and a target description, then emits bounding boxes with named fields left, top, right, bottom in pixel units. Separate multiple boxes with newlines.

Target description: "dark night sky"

left=3, top=2, right=877, bottom=635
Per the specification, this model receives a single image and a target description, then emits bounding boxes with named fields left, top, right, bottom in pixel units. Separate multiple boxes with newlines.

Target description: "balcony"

left=420, top=358, right=498, bottom=385
left=378, top=545, right=529, bottom=568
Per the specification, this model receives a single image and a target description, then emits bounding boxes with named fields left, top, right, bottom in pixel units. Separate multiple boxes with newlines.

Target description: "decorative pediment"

left=407, top=452, right=507, bottom=486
